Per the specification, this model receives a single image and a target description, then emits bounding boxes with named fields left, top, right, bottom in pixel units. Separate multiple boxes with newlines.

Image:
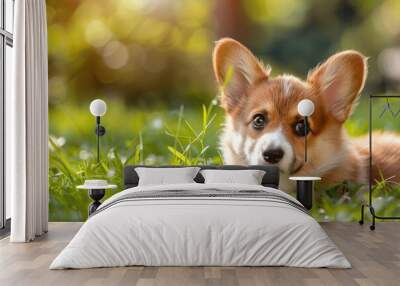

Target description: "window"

left=1, top=0, right=14, bottom=231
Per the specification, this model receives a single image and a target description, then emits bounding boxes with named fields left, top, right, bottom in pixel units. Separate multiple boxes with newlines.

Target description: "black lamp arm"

left=95, top=116, right=106, bottom=136
left=304, top=116, right=308, bottom=162
left=95, top=116, right=106, bottom=163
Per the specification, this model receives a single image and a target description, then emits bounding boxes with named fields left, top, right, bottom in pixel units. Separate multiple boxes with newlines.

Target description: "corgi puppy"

left=213, top=38, right=400, bottom=192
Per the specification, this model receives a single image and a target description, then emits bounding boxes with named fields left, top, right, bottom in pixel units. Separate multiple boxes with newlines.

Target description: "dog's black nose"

left=263, top=148, right=284, bottom=164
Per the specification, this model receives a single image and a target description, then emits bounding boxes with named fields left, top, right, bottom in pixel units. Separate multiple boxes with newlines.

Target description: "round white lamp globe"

left=90, top=99, right=107, bottom=117
left=297, top=99, right=315, bottom=117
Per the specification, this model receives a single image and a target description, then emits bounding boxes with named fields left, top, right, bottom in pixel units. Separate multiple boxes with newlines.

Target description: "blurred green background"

left=47, top=0, right=400, bottom=221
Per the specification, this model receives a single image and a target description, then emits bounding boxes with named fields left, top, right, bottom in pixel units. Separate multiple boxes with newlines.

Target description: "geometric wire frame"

left=359, top=94, right=400, bottom=230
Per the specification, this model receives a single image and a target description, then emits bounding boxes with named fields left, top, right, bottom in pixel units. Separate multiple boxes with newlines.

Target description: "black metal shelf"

left=359, top=94, right=400, bottom=230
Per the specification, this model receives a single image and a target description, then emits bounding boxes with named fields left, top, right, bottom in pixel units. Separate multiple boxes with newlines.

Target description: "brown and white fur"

left=213, top=38, right=400, bottom=192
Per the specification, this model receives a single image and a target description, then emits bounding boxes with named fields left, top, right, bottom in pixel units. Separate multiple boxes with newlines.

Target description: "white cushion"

left=135, top=167, right=200, bottom=186
left=200, top=169, right=265, bottom=185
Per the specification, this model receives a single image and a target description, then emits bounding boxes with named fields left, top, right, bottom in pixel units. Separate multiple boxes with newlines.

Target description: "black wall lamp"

left=297, top=99, right=315, bottom=162
left=89, top=99, right=107, bottom=163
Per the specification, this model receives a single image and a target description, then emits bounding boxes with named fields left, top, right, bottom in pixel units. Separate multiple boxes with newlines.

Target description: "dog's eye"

left=294, top=119, right=310, bottom=137
left=252, top=114, right=266, bottom=130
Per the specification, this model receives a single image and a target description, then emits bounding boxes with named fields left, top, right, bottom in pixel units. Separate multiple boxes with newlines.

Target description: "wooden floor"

left=0, top=222, right=399, bottom=286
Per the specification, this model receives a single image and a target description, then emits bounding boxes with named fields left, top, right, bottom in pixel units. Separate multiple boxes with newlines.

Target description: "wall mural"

left=47, top=0, right=400, bottom=221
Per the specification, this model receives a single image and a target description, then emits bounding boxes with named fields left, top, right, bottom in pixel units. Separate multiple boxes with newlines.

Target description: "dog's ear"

left=307, top=51, right=367, bottom=123
left=213, top=38, right=269, bottom=112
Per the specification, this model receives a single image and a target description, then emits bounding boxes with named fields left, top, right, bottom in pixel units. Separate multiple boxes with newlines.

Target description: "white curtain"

left=8, top=0, right=49, bottom=242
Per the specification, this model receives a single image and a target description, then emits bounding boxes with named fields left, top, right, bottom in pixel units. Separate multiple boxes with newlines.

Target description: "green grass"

left=49, top=100, right=224, bottom=220
left=49, top=97, right=400, bottom=221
